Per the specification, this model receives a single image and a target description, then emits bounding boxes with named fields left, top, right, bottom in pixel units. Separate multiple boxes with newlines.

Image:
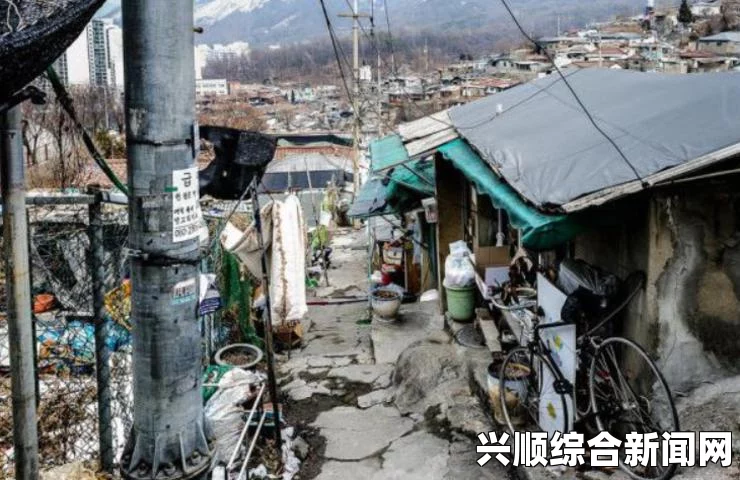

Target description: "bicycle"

left=494, top=272, right=679, bottom=480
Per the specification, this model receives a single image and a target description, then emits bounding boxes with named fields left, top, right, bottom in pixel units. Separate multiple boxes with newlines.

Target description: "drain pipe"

left=120, top=1, right=212, bottom=479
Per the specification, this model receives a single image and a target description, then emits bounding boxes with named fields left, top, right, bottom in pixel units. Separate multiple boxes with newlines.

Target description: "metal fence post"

left=1, top=107, right=39, bottom=479
left=89, top=191, right=114, bottom=472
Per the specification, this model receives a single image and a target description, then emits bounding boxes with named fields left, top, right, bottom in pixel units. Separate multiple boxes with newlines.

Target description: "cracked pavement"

left=277, top=228, right=510, bottom=480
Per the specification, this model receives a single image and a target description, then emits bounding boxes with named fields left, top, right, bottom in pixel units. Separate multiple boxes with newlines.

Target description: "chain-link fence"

left=0, top=195, right=133, bottom=479
left=0, top=194, right=260, bottom=478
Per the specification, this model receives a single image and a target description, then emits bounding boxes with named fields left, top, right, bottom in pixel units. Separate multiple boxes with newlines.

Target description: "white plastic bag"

left=443, top=242, right=475, bottom=288
left=204, top=369, right=265, bottom=463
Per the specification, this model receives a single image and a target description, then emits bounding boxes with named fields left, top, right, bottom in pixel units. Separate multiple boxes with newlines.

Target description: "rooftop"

left=699, top=32, right=740, bottom=43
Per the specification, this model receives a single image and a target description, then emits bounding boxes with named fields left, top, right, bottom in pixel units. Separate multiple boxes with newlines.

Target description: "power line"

left=498, top=0, right=644, bottom=184
left=382, top=0, right=397, bottom=76
left=318, top=0, right=354, bottom=106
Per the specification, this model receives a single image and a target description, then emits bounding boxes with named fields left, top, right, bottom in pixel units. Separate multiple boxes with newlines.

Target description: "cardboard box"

left=473, top=246, right=511, bottom=292
left=474, top=246, right=510, bottom=267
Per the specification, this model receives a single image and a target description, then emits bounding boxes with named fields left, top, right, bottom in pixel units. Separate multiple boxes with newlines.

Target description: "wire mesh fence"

left=0, top=197, right=133, bottom=478
left=0, top=195, right=259, bottom=478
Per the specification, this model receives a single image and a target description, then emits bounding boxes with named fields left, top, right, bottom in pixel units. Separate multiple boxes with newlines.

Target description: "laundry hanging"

left=269, top=194, right=308, bottom=325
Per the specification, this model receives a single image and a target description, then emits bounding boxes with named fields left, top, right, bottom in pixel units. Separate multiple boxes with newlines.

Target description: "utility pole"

left=370, top=4, right=383, bottom=137
left=1, top=107, right=39, bottom=480
left=120, top=2, right=212, bottom=480
left=340, top=0, right=369, bottom=194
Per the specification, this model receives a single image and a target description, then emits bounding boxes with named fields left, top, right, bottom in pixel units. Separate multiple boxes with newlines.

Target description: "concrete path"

left=277, top=228, right=510, bottom=480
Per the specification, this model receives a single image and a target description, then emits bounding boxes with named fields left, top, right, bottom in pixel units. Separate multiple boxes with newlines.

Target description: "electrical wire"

left=497, top=0, right=644, bottom=184
left=319, top=0, right=354, bottom=106
left=382, top=0, right=397, bottom=76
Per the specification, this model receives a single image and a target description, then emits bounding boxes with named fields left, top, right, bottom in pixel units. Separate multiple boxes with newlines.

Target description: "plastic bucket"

left=446, top=285, right=476, bottom=321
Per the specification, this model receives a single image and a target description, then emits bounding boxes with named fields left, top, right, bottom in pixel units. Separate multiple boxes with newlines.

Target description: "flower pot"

left=489, top=361, right=530, bottom=426
left=214, top=343, right=263, bottom=369
left=371, top=290, right=402, bottom=320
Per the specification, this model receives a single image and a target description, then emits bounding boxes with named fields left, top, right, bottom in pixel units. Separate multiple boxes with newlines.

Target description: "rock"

left=311, top=405, right=414, bottom=461
left=357, top=388, right=393, bottom=409
left=392, top=342, right=466, bottom=414
left=292, top=436, right=310, bottom=460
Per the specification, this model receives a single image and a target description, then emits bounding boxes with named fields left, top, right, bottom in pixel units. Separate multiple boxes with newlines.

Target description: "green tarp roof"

left=370, top=135, right=409, bottom=172
left=385, top=158, right=436, bottom=211
left=347, top=176, right=395, bottom=219
left=364, top=133, right=581, bottom=249
left=437, top=139, right=581, bottom=250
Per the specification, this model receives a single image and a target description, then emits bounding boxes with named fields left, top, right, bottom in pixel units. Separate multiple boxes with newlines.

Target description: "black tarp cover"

left=0, top=0, right=105, bottom=104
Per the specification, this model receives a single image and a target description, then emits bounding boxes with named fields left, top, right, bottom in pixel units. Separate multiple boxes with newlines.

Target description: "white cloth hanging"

left=269, top=194, right=307, bottom=325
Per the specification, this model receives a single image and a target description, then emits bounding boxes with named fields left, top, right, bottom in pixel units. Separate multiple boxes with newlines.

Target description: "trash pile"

left=205, top=369, right=301, bottom=480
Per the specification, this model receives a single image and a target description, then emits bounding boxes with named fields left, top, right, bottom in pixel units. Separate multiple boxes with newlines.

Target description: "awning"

left=437, top=139, right=581, bottom=250
left=348, top=177, right=395, bottom=218
left=385, top=158, right=436, bottom=212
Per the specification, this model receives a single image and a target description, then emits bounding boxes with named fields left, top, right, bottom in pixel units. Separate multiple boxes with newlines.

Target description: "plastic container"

left=445, top=285, right=476, bottom=322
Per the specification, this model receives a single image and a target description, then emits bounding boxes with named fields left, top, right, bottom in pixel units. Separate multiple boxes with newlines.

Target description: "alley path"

left=277, top=228, right=511, bottom=480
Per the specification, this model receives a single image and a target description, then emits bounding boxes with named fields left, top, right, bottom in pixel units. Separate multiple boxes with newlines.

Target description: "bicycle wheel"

left=499, top=347, right=568, bottom=436
left=589, top=337, right=679, bottom=480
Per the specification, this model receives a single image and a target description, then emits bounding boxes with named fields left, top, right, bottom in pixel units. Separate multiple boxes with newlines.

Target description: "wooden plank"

left=405, top=129, right=459, bottom=158
left=397, top=110, right=453, bottom=142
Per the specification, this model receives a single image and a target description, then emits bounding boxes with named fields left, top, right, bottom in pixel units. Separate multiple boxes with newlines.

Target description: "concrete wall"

left=574, top=189, right=740, bottom=393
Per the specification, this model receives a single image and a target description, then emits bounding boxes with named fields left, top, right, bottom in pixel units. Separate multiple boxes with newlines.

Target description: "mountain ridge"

left=97, top=0, right=650, bottom=46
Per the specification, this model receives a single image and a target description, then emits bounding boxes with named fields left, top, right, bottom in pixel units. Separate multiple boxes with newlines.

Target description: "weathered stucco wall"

left=575, top=190, right=740, bottom=393
left=650, top=192, right=740, bottom=392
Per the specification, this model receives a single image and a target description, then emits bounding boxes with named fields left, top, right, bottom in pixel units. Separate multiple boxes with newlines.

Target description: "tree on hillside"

left=678, top=0, right=694, bottom=26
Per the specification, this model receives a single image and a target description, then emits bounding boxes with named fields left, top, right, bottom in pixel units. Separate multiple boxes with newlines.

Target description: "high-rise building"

left=57, top=18, right=124, bottom=88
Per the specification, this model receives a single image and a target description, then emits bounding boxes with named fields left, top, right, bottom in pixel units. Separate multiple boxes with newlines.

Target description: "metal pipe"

left=226, top=383, right=266, bottom=471
left=1, top=106, right=39, bottom=479
left=121, top=1, right=211, bottom=479
left=89, top=191, right=114, bottom=472
left=237, top=411, right=268, bottom=480
left=250, top=182, right=282, bottom=449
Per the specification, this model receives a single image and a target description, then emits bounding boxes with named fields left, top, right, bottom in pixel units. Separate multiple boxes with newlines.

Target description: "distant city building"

left=691, top=1, right=722, bottom=17
left=196, top=78, right=230, bottom=97
left=56, top=18, right=123, bottom=88
left=195, top=41, right=250, bottom=80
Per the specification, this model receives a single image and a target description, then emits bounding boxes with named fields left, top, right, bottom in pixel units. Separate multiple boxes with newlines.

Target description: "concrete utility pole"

left=340, top=0, right=369, bottom=194
left=120, top=2, right=212, bottom=479
left=1, top=107, right=39, bottom=480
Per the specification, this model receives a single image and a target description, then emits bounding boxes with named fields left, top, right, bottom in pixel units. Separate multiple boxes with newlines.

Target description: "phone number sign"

left=172, top=167, right=202, bottom=242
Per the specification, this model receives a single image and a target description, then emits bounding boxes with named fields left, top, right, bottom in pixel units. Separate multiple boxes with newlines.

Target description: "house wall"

left=435, top=155, right=467, bottom=311
left=648, top=190, right=740, bottom=392
left=574, top=188, right=740, bottom=393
